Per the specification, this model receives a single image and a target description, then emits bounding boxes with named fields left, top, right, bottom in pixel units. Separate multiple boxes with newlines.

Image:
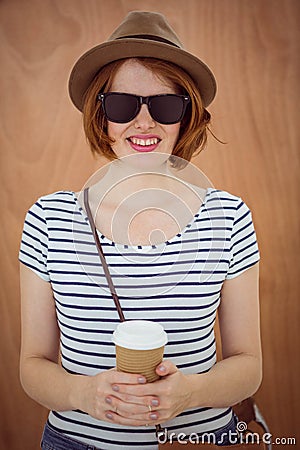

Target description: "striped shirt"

left=19, top=188, right=260, bottom=449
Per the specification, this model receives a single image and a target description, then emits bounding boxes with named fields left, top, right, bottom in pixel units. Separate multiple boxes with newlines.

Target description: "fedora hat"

left=68, top=11, right=217, bottom=111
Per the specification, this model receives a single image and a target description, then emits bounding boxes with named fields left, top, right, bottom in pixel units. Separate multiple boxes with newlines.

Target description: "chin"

left=117, top=152, right=172, bottom=173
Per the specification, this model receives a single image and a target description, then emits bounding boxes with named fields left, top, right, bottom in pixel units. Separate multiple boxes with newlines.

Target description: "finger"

left=105, top=408, right=160, bottom=426
left=109, top=370, right=147, bottom=385
left=105, top=397, right=159, bottom=417
left=156, top=359, right=178, bottom=377
left=110, top=382, right=158, bottom=398
left=107, top=392, right=160, bottom=408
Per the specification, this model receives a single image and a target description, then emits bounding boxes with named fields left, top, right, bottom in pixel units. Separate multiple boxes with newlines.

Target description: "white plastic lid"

left=112, top=320, right=168, bottom=350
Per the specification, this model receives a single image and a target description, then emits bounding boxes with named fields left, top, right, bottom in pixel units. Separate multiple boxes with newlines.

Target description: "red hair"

left=83, top=58, right=211, bottom=169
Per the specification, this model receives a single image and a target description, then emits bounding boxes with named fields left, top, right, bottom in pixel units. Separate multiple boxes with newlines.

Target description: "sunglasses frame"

left=97, top=92, right=190, bottom=124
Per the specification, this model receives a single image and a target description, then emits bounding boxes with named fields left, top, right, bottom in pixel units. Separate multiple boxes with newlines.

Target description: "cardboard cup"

left=112, top=320, right=168, bottom=382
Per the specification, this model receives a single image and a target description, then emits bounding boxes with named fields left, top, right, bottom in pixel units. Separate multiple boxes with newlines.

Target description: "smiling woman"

left=105, top=60, right=181, bottom=160
left=19, top=10, right=262, bottom=450
left=83, top=56, right=210, bottom=167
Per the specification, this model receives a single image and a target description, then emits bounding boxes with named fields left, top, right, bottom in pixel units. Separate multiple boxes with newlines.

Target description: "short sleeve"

left=19, top=200, right=50, bottom=282
left=226, top=200, right=260, bottom=279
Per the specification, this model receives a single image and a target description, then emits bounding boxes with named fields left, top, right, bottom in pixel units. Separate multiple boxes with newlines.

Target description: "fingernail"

left=158, top=365, right=166, bottom=372
left=106, top=413, right=113, bottom=420
left=112, top=385, right=119, bottom=392
left=138, top=377, right=146, bottom=384
left=105, top=397, right=112, bottom=404
left=150, top=413, right=158, bottom=420
left=151, top=399, right=159, bottom=406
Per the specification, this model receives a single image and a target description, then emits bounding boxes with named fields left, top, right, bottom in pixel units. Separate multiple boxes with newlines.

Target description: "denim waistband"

left=41, top=421, right=98, bottom=450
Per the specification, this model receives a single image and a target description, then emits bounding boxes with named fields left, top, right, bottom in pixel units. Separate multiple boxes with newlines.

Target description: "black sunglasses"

left=97, top=92, right=190, bottom=125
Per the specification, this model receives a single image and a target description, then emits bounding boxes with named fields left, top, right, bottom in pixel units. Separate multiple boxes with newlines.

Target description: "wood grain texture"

left=0, top=0, right=299, bottom=448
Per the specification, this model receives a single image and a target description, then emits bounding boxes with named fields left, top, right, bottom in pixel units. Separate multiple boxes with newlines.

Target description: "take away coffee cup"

left=112, top=320, right=168, bottom=382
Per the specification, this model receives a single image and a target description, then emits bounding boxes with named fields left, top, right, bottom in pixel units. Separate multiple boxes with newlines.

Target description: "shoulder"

left=35, top=190, right=76, bottom=205
left=205, top=188, right=246, bottom=210
left=25, top=191, right=77, bottom=220
left=30, top=190, right=76, bottom=209
left=205, top=189, right=254, bottom=222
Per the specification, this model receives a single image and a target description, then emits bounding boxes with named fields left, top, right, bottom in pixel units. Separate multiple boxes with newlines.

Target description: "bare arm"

left=19, top=263, right=80, bottom=411
left=19, top=264, right=159, bottom=425
left=186, top=262, right=262, bottom=408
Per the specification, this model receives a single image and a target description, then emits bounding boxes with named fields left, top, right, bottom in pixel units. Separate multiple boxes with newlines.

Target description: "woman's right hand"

left=74, top=368, right=159, bottom=426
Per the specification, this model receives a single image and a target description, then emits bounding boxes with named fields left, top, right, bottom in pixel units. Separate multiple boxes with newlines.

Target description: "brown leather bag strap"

left=84, top=187, right=162, bottom=437
left=83, top=187, right=125, bottom=322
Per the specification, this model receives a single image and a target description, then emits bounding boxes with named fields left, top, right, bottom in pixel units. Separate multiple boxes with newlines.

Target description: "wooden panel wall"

left=1, top=0, right=299, bottom=448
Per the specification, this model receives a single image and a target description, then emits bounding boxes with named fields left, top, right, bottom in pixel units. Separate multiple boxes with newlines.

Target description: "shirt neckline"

left=72, top=188, right=213, bottom=250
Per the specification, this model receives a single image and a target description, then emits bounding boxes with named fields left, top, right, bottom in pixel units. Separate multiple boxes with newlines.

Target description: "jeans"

left=41, top=422, right=98, bottom=450
left=212, top=413, right=239, bottom=445
left=41, top=414, right=238, bottom=449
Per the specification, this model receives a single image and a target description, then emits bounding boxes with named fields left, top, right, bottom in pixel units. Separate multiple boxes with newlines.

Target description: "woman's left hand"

left=104, top=360, right=193, bottom=426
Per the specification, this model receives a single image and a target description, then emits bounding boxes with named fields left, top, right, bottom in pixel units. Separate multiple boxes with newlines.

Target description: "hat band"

left=116, top=34, right=181, bottom=49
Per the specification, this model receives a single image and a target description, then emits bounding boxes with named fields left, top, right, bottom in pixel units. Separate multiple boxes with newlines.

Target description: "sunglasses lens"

left=103, top=94, right=138, bottom=123
left=100, top=93, right=189, bottom=124
left=150, top=95, right=186, bottom=124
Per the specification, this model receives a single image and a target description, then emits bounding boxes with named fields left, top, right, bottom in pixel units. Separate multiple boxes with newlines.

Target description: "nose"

left=134, top=104, right=155, bottom=130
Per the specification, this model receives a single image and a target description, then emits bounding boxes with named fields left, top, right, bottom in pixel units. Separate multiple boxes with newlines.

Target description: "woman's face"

left=106, top=59, right=181, bottom=165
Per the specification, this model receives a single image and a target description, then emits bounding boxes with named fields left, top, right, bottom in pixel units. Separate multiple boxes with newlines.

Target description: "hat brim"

left=68, top=39, right=217, bottom=111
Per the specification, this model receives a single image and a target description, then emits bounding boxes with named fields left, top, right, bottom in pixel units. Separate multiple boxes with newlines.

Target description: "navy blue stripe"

left=48, top=268, right=227, bottom=278
left=164, top=407, right=232, bottom=431
left=19, top=258, right=48, bottom=277
left=60, top=328, right=114, bottom=345
left=61, top=341, right=115, bottom=358
left=22, top=230, right=48, bottom=247
left=47, top=217, right=84, bottom=225
left=42, top=207, right=80, bottom=215
left=49, top=229, right=90, bottom=236
left=24, top=219, right=48, bottom=237
left=231, top=220, right=253, bottom=239
left=58, top=319, right=117, bottom=334
left=166, top=317, right=216, bottom=333
left=61, top=353, right=111, bottom=370
left=203, top=206, right=236, bottom=212
left=234, top=208, right=251, bottom=226
left=232, top=239, right=257, bottom=258
left=51, top=279, right=223, bottom=288
left=47, top=247, right=230, bottom=257
left=59, top=326, right=213, bottom=346
left=177, top=349, right=216, bottom=368
left=229, top=251, right=259, bottom=271
left=233, top=229, right=256, bottom=250
left=55, top=295, right=220, bottom=310
left=164, top=338, right=215, bottom=357
left=186, top=226, right=232, bottom=233
left=27, top=209, right=47, bottom=224
left=20, top=240, right=47, bottom=258
left=42, top=198, right=75, bottom=205
left=46, top=257, right=229, bottom=267
left=53, top=288, right=221, bottom=301
left=56, top=306, right=215, bottom=332
left=228, top=257, right=259, bottom=276
left=165, top=329, right=214, bottom=344
left=19, top=249, right=46, bottom=265
left=49, top=415, right=157, bottom=444
left=195, top=216, right=235, bottom=222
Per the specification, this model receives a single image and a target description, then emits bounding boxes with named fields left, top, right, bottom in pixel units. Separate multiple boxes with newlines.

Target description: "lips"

left=127, top=135, right=161, bottom=152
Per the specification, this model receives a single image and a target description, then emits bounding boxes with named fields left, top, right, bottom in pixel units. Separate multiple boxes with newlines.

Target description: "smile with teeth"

left=129, top=137, right=160, bottom=146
